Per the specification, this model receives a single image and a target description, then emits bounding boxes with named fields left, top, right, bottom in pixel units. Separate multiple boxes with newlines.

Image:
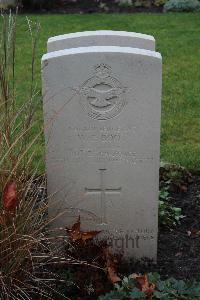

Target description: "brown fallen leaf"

left=81, top=231, right=102, bottom=242
left=103, top=247, right=121, bottom=284
left=107, top=266, right=121, bottom=284
left=187, top=229, right=200, bottom=237
left=68, top=215, right=82, bottom=241
left=66, top=216, right=101, bottom=242
left=133, top=273, right=155, bottom=298
left=180, top=185, right=187, bottom=193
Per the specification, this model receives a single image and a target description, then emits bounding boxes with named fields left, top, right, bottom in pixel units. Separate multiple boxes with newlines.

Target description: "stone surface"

left=42, top=46, right=162, bottom=260
left=47, top=30, right=155, bottom=52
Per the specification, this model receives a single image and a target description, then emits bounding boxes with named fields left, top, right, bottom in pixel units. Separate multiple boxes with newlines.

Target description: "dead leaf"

left=187, top=229, right=200, bottom=237
left=0, top=214, right=5, bottom=226
left=107, top=266, right=121, bottom=284
left=134, top=274, right=155, bottom=297
left=175, top=252, right=182, bottom=257
left=103, top=247, right=121, bottom=284
left=81, top=231, right=102, bottom=242
left=68, top=216, right=82, bottom=241
left=180, top=185, right=187, bottom=193
left=66, top=216, right=101, bottom=242
left=3, top=181, right=17, bottom=211
left=129, top=273, right=139, bottom=279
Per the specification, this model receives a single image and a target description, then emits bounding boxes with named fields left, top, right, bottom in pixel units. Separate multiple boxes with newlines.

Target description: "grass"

left=0, top=15, right=72, bottom=299
left=13, top=13, right=200, bottom=171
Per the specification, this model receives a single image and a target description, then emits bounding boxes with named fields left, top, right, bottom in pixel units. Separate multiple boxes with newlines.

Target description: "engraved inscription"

left=78, top=64, right=127, bottom=121
left=108, top=228, right=156, bottom=241
left=64, top=148, right=154, bottom=164
left=66, top=126, right=136, bottom=142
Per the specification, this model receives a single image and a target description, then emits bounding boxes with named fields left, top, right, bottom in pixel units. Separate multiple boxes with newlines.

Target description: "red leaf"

left=103, top=247, right=121, bottom=284
left=107, top=265, right=121, bottom=284
left=3, top=181, right=17, bottom=211
left=67, top=216, right=101, bottom=242
left=133, top=274, right=155, bottom=297
left=69, top=216, right=82, bottom=241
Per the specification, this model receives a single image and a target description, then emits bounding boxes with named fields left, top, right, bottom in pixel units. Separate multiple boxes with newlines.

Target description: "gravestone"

left=42, top=46, right=162, bottom=260
left=47, top=30, right=155, bottom=52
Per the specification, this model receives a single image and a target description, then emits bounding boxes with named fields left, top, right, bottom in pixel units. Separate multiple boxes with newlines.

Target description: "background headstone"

left=47, top=30, right=155, bottom=52
left=42, top=46, right=162, bottom=260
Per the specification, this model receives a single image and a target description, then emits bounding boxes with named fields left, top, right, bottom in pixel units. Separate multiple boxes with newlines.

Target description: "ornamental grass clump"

left=0, top=13, right=73, bottom=299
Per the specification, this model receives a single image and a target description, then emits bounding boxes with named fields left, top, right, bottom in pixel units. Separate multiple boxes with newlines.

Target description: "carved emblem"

left=78, top=64, right=127, bottom=121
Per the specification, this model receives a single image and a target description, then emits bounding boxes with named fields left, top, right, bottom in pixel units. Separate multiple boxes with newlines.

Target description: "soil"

left=120, top=172, right=200, bottom=281
left=35, top=170, right=200, bottom=298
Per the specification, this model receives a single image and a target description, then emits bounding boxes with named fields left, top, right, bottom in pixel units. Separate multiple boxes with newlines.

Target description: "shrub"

left=104, top=0, right=167, bottom=9
left=0, top=0, right=16, bottom=8
left=134, top=0, right=152, bottom=7
left=19, top=0, right=58, bottom=9
left=99, top=1, right=110, bottom=11
left=154, top=0, right=167, bottom=6
left=164, top=0, right=200, bottom=12
left=100, top=273, right=200, bottom=300
left=0, top=13, right=73, bottom=299
left=116, top=0, right=133, bottom=7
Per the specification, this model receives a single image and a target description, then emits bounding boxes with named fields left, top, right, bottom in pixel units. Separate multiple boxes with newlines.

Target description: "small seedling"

left=159, top=187, right=184, bottom=227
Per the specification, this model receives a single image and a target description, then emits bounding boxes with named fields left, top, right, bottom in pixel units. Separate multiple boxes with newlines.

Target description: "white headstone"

left=42, top=46, right=162, bottom=260
left=47, top=31, right=155, bottom=52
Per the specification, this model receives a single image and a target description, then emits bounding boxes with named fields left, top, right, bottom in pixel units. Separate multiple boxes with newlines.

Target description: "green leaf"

left=153, top=290, right=170, bottom=299
left=156, top=280, right=166, bottom=291
left=148, top=272, right=160, bottom=283
left=173, top=207, right=182, bottom=212
left=130, top=288, right=145, bottom=299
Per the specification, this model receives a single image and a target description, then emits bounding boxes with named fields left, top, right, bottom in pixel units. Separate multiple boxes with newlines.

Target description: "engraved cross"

left=85, top=169, right=121, bottom=225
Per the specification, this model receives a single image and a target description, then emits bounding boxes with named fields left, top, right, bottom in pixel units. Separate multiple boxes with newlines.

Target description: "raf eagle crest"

left=78, top=64, right=127, bottom=121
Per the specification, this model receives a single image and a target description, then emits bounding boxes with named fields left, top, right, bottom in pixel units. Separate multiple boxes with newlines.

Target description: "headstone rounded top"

left=43, top=46, right=161, bottom=62
left=48, top=30, right=155, bottom=43
left=47, top=30, right=156, bottom=52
